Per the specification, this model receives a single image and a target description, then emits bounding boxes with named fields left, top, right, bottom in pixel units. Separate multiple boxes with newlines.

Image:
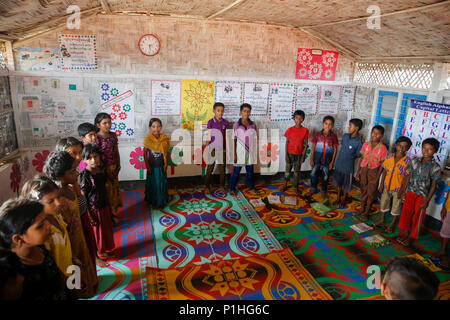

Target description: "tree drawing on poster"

left=59, top=35, right=97, bottom=70
left=17, top=48, right=61, bottom=71
left=268, top=83, right=296, bottom=122
left=215, top=81, right=242, bottom=121
left=181, top=80, right=215, bottom=131
left=100, top=83, right=135, bottom=138
left=30, top=113, right=57, bottom=139
left=296, top=48, right=339, bottom=81
left=403, top=99, right=450, bottom=167
left=296, top=84, right=318, bottom=115
left=151, top=80, right=181, bottom=116
left=340, top=86, right=356, bottom=112
left=243, top=83, right=269, bottom=116
left=318, top=85, right=341, bottom=115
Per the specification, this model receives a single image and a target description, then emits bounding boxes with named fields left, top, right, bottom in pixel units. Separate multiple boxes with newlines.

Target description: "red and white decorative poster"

left=295, top=48, right=339, bottom=81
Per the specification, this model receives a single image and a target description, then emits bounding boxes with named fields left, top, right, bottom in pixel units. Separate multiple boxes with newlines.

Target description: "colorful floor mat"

left=151, top=187, right=283, bottom=268
left=240, top=181, right=377, bottom=228
left=146, top=248, right=332, bottom=300
left=90, top=256, right=156, bottom=300
left=271, top=214, right=450, bottom=300
left=113, top=190, right=154, bottom=260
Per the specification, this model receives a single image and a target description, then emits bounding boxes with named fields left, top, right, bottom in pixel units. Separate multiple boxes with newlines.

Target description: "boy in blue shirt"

left=332, top=118, right=363, bottom=207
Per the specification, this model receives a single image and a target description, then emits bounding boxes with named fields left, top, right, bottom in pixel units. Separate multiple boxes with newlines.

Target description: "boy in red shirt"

left=280, top=110, right=310, bottom=195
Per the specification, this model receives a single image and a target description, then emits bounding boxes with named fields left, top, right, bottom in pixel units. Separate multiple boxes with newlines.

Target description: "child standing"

left=397, top=138, right=441, bottom=247
left=44, top=151, right=98, bottom=298
left=355, top=125, right=388, bottom=221
left=0, top=199, right=73, bottom=300
left=308, top=116, right=338, bottom=198
left=432, top=186, right=450, bottom=268
left=80, top=144, right=115, bottom=267
left=143, top=118, right=170, bottom=208
left=332, top=119, right=363, bottom=206
left=95, top=113, right=123, bottom=223
left=21, top=175, right=73, bottom=278
left=205, top=102, right=229, bottom=194
left=229, top=103, right=258, bottom=196
left=281, top=110, right=310, bottom=195
left=373, top=136, right=412, bottom=233
left=77, top=122, right=98, bottom=171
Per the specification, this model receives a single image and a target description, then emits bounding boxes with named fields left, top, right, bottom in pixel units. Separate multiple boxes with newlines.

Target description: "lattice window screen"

left=0, top=42, right=7, bottom=69
left=354, top=63, right=434, bottom=90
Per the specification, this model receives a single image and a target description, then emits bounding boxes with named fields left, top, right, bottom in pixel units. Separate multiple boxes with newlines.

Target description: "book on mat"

left=350, top=222, right=373, bottom=233
left=361, top=235, right=390, bottom=247
left=250, top=198, right=266, bottom=208
left=284, top=196, right=297, bottom=206
left=267, top=195, right=281, bottom=204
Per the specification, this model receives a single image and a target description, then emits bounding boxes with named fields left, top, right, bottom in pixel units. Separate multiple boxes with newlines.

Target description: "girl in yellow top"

left=21, top=175, right=73, bottom=279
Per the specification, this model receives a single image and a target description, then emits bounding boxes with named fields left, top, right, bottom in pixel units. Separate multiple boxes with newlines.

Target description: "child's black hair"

left=323, top=115, right=335, bottom=124
left=21, top=175, right=59, bottom=201
left=82, top=144, right=101, bottom=160
left=149, top=118, right=162, bottom=127
left=240, top=103, right=252, bottom=111
left=43, top=151, right=74, bottom=180
left=384, top=257, right=439, bottom=300
left=0, top=198, right=44, bottom=249
left=349, top=118, right=363, bottom=131
left=94, top=112, right=112, bottom=125
left=292, top=110, right=305, bottom=120
left=213, top=102, right=225, bottom=110
left=77, top=122, right=98, bottom=137
left=422, top=137, right=440, bottom=152
left=55, top=137, right=83, bottom=152
left=395, top=136, right=413, bottom=149
left=372, top=125, right=385, bottom=135
left=0, top=249, right=23, bottom=288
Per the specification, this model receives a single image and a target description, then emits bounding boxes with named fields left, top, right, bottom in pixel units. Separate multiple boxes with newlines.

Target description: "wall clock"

left=138, top=34, right=161, bottom=56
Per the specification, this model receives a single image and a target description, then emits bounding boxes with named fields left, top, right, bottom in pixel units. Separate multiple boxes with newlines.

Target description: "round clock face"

left=138, top=34, right=160, bottom=56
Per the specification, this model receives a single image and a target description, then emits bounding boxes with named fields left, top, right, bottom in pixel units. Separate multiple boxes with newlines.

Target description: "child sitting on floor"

left=381, top=256, right=439, bottom=300
left=280, top=109, right=310, bottom=195
left=332, top=118, right=363, bottom=206
left=355, top=125, right=388, bottom=221
left=397, top=138, right=441, bottom=247
left=372, top=136, right=412, bottom=233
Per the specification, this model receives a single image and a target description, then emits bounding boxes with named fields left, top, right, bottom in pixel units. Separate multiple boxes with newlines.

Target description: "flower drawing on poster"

left=181, top=80, right=215, bottom=131
left=296, top=48, right=339, bottom=81
left=168, top=146, right=183, bottom=175
left=10, top=163, right=22, bottom=193
left=32, top=150, right=50, bottom=173
left=297, top=49, right=313, bottom=67
left=129, top=147, right=146, bottom=180
left=259, top=143, right=280, bottom=167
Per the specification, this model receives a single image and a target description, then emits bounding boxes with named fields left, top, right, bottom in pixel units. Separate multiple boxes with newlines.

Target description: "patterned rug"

left=90, top=256, right=156, bottom=300
left=146, top=248, right=332, bottom=300
left=271, top=214, right=450, bottom=300
left=112, top=190, right=155, bottom=260
left=151, top=187, right=283, bottom=269
left=240, top=181, right=376, bottom=228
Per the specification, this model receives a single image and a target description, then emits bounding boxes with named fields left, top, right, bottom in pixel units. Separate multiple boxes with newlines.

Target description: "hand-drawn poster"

left=268, top=83, right=296, bottom=121
left=17, top=48, right=61, bottom=71
left=214, top=81, right=242, bottom=121
left=340, top=86, right=356, bottom=111
left=30, top=113, right=57, bottom=139
left=19, top=95, right=40, bottom=112
left=181, top=80, right=215, bottom=131
left=403, top=99, right=450, bottom=167
left=151, top=80, right=181, bottom=116
left=296, top=48, right=339, bottom=81
left=295, top=84, right=318, bottom=115
left=100, top=82, right=135, bottom=138
left=243, top=82, right=269, bottom=116
left=59, top=35, right=98, bottom=71
left=0, top=76, right=12, bottom=111
left=318, top=85, right=341, bottom=115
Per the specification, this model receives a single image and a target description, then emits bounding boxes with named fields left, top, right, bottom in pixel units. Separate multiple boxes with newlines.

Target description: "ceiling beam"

left=99, top=0, right=112, bottom=14
left=300, top=0, right=450, bottom=29
left=207, top=0, right=247, bottom=19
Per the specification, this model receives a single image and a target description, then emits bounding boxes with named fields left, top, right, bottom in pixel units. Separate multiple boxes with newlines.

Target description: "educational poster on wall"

left=19, top=95, right=40, bottom=112
left=59, top=35, right=98, bottom=71
left=150, top=80, right=181, bottom=116
left=17, top=48, right=61, bottom=71
left=215, top=81, right=242, bottom=121
left=295, top=84, right=318, bottom=115
left=296, top=48, right=339, bottom=81
left=181, top=80, right=215, bottom=131
left=403, top=99, right=450, bottom=167
left=0, top=76, right=12, bottom=111
left=318, top=85, right=341, bottom=115
left=30, top=113, right=57, bottom=139
left=268, top=83, right=296, bottom=121
left=340, top=86, right=356, bottom=111
left=243, top=82, right=269, bottom=116
left=23, top=77, right=83, bottom=96
left=100, top=82, right=136, bottom=138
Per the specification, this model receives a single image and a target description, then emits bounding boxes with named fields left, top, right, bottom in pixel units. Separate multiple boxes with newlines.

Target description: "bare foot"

left=205, top=188, right=210, bottom=195
left=296, top=188, right=302, bottom=196
left=96, top=257, right=109, bottom=268
left=279, top=183, right=288, bottom=192
left=360, top=213, right=369, bottom=222
left=431, top=251, right=447, bottom=260
left=438, top=257, right=450, bottom=269
left=372, top=218, right=384, bottom=227
left=385, top=224, right=395, bottom=234
left=98, top=252, right=115, bottom=259
left=230, top=190, right=237, bottom=196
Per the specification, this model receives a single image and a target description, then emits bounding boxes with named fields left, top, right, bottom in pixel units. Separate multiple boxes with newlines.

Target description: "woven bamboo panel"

left=14, top=14, right=354, bottom=79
